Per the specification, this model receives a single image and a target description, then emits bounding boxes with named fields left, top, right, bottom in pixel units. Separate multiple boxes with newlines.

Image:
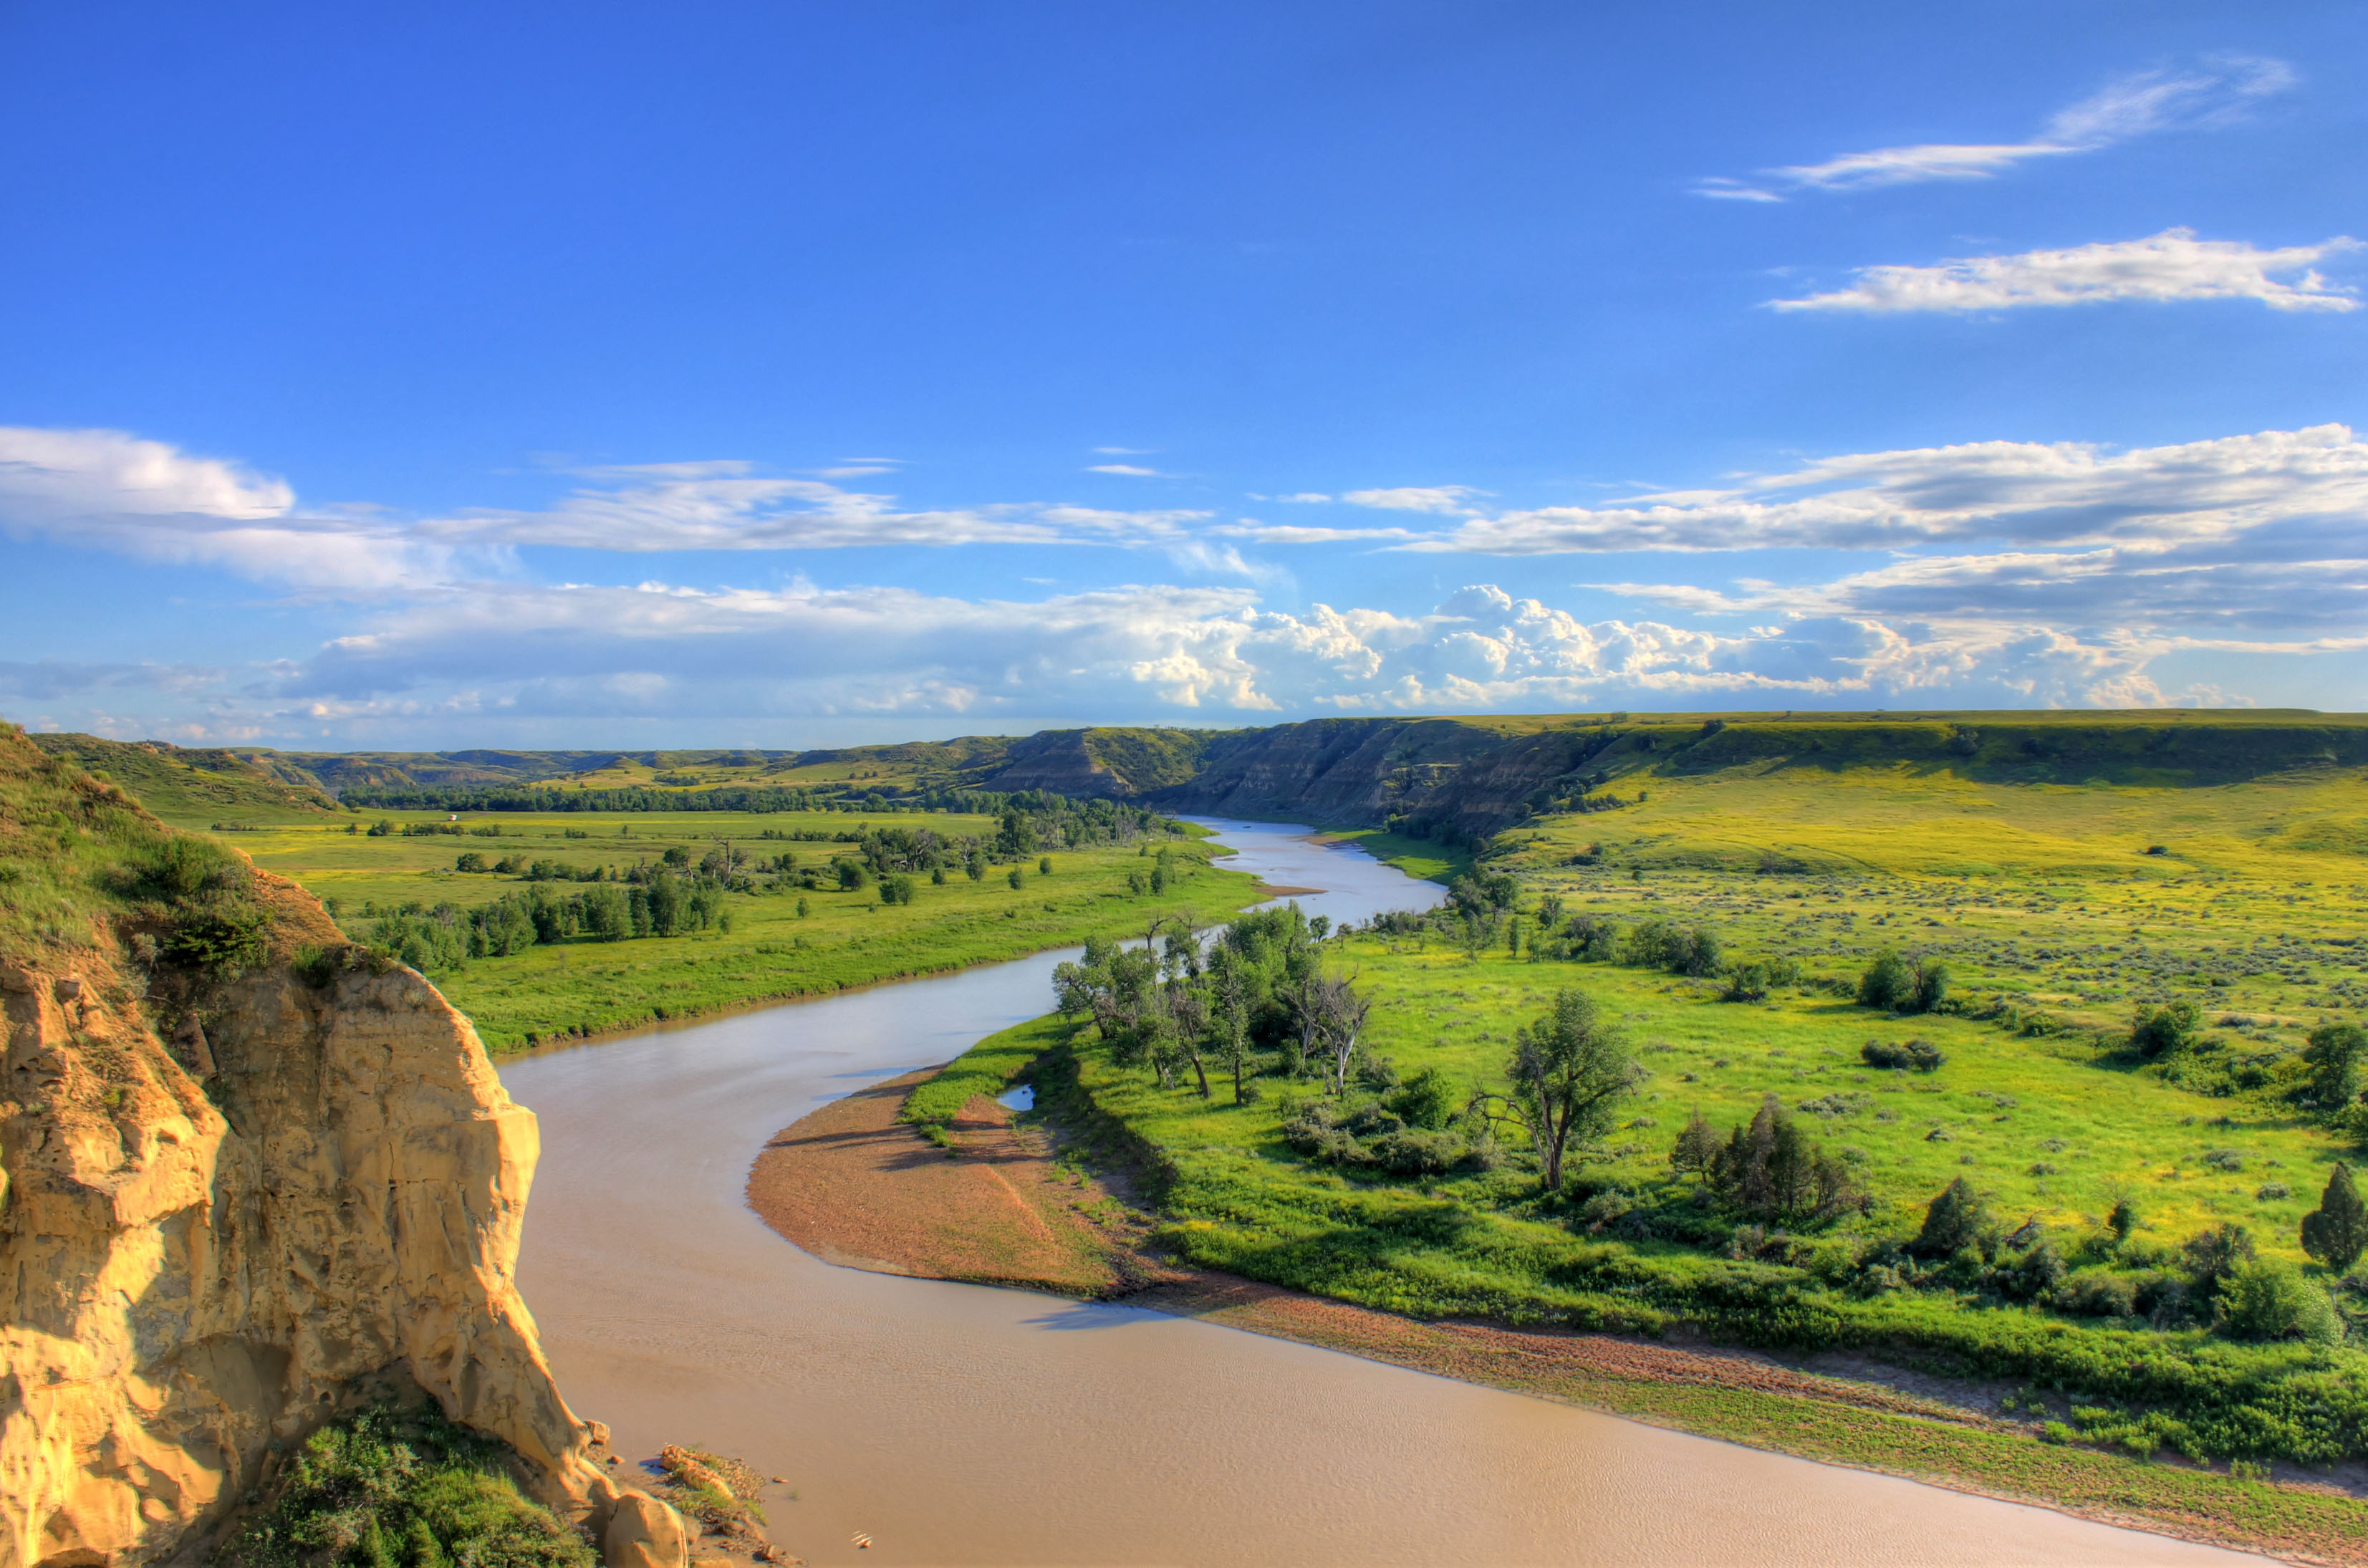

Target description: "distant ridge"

left=25, top=709, right=2366, bottom=835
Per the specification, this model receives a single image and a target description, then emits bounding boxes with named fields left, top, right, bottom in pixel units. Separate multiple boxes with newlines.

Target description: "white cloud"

left=0, top=426, right=293, bottom=519
left=1086, top=463, right=1165, bottom=476
left=1773, top=229, right=2359, bottom=313
left=0, top=426, right=456, bottom=591
left=1217, top=521, right=1423, bottom=545
left=1342, top=485, right=1488, bottom=514
left=1421, top=424, right=2368, bottom=554
left=421, top=473, right=1209, bottom=551
left=1698, top=56, right=2294, bottom=201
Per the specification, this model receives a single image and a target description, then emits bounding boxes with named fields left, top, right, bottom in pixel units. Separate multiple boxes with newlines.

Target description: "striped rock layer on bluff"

left=0, top=871, right=682, bottom=1568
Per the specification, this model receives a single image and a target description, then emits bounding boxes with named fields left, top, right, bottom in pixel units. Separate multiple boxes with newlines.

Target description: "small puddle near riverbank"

left=504, top=820, right=2258, bottom=1567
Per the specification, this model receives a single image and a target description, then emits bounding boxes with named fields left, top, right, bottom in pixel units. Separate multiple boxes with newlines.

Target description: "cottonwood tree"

left=1477, top=989, right=1638, bottom=1192
left=1207, top=947, right=1259, bottom=1105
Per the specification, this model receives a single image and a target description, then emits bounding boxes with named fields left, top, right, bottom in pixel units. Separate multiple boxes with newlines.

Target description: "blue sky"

left=3, top=1, right=2363, bottom=748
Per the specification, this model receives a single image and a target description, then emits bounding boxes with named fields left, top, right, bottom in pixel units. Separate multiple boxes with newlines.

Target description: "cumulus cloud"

left=237, top=576, right=2218, bottom=729
left=1422, top=424, right=2368, bottom=554
left=1698, top=56, right=2294, bottom=201
left=1772, top=229, right=2359, bottom=313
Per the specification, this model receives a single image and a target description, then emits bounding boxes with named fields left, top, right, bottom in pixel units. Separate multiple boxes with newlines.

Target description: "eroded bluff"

left=0, top=879, right=679, bottom=1568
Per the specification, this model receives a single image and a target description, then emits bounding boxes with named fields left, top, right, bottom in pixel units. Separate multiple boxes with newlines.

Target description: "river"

left=502, top=819, right=2258, bottom=1566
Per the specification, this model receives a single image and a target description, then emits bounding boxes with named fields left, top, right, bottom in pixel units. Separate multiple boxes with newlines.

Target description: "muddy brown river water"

left=503, top=821, right=2263, bottom=1566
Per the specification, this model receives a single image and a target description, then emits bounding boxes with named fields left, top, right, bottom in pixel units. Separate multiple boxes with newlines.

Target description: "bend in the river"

left=502, top=819, right=2261, bottom=1567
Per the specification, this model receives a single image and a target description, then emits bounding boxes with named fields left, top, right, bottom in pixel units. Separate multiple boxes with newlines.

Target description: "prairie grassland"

left=223, top=808, right=1264, bottom=1050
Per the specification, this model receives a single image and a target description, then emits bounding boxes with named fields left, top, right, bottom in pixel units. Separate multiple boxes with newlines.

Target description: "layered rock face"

left=1150, top=718, right=1614, bottom=840
left=0, top=880, right=664, bottom=1568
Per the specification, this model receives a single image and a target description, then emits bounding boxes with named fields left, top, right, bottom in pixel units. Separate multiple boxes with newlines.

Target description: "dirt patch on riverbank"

left=747, top=1071, right=1183, bottom=1295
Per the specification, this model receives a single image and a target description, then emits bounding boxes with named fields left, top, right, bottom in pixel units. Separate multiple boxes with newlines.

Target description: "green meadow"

left=221, top=808, right=1264, bottom=1051
left=923, top=749, right=2368, bottom=1480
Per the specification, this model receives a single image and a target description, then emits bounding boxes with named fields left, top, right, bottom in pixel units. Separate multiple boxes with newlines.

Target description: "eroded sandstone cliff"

left=1, top=854, right=668, bottom=1568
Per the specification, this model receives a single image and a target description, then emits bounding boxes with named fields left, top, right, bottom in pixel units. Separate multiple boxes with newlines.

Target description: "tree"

left=1305, top=973, right=1372, bottom=1095
left=2107, top=1197, right=2140, bottom=1242
left=1007, top=866, right=1025, bottom=890
left=2304, top=1024, right=2367, bottom=1112
left=1207, top=948, right=1259, bottom=1105
left=1910, top=958, right=1950, bottom=1014
left=1483, top=989, right=1637, bottom=1191
left=1858, top=949, right=1912, bottom=1011
left=1708, top=1095, right=1814, bottom=1216
left=1039, top=855, right=1054, bottom=876
left=2302, top=1164, right=2368, bottom=1271
left=1912, top=1177, right=1986, bottom=1258
left=1670, top=1107, right=1718, bottom=1182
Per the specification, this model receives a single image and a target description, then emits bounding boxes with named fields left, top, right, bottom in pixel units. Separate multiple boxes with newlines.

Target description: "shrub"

left=2182, top=1223, right=2257, bottom=1303
left=1860, top=1038, right=1945, bottom=1072
left=1385, top=1066, right=1459, bottom=1131
left=1857, top=948, right=1912, bottom=1011
left=2215, top=1259, right=2340, bottom=1345
left=2056, top=1269, right=2137, bottom=1317
left=215, top=1403, right=593, bottom=1568
left=2003, top=1241, right=2066, bottom=1302
left=161, top=900, right=274, bottom=975
left=2132, top=1001, right=2202, bottom=1059
left=1009, top=866, right=1026, bottom=890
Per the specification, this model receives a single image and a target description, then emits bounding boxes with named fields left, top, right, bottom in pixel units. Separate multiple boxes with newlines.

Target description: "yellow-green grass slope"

left=218, top=809, right=1271, bottom=1050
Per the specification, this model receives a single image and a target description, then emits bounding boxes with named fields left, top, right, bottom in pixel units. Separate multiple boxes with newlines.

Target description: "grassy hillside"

left=25, top=733, right=340, bottom=824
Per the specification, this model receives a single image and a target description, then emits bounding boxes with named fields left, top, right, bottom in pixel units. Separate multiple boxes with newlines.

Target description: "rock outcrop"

left=0, top=873, right=678, bottom=1568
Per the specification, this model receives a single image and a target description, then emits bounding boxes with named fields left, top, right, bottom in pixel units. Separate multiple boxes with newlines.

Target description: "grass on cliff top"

left=0, top=721, right=212, bottom=962
left=219, top=808, right=1270, bottom=1051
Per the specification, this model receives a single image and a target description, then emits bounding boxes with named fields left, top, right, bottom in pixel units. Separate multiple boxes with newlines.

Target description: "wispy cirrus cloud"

left=1697, top=55, right=2294, bottom=202
left=1772, top=229, right=2359, bottom=313
left=1342, top=485, right=1488, bottom=514
left=1418, top=424, right=2368, bottom=554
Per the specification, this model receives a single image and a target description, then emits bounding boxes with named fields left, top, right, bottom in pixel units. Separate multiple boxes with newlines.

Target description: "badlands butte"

left=9, top=706, right=2368, bottom=1567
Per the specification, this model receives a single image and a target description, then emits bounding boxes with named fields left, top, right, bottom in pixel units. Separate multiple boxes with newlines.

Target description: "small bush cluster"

left=1279, top=1092, right=1500, bottom=1176
left=213, top=1403, right=592, bottom=1568
left=1859, top=1037, right=1945, bottom=1072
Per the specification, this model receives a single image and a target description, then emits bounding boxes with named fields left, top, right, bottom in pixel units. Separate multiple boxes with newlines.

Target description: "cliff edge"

left=0, top=727, right=675, bottom=1568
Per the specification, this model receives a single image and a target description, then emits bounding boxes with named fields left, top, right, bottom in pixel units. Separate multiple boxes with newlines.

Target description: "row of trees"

left=371, top=871, right=727, bottom=971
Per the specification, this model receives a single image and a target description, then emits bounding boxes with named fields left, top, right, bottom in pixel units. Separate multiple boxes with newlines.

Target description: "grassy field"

left=217, top=807, right=1268, bottom=1050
